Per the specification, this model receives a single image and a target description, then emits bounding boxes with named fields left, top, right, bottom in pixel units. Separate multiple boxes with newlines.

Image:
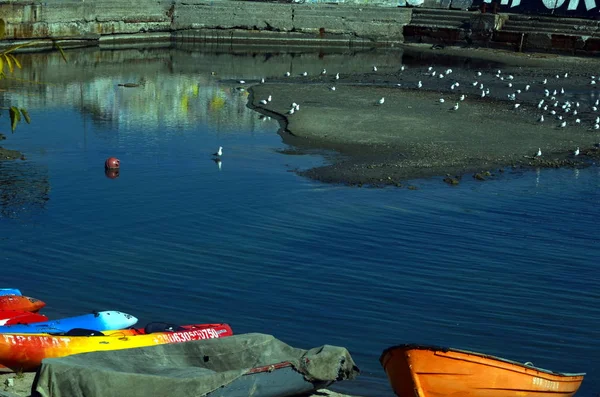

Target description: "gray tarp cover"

left=32, top=333, right=359, bottom=397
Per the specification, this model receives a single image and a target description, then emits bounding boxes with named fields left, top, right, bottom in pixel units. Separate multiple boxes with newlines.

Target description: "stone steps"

left=500, top=14, right=600, bottom=37
left=409, top=8, right=473, bottom=29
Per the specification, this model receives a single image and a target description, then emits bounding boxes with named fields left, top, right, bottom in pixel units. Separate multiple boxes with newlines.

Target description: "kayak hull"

left=0, top=289, right=22, bottom=297
left=0, top=323, right=233, bottom=372
left=0, top=311, right=48, bottom=326
left=0, top=311, right=138, bottom=334
left=0, top=296, right=45, bottom=313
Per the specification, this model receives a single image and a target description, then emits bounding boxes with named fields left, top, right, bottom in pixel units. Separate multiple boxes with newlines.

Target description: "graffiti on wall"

left=473, top=0, right=600, bottom=18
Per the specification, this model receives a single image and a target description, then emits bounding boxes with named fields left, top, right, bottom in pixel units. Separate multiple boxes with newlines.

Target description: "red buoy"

left=105, top=157, right=120, bottom=169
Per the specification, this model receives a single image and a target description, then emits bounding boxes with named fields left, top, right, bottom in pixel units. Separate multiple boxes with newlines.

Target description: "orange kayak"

left=0, top=296, right=45, bottom=313
left=380, top=344, right=585, bottom=397
left=0, top=322, right=232, bottom=372
left=0, top=310, right=48, bottom=326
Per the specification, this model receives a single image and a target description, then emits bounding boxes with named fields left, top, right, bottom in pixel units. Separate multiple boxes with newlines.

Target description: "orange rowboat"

left=380, top=344, right=585, bottom=397
left=0, top=296, right=45, bottom=313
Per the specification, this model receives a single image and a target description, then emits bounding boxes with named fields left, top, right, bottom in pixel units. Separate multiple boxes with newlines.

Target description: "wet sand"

left=249, top=44, right=600, bottom=186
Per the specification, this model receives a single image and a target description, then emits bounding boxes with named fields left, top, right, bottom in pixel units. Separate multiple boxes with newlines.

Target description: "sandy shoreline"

left=249, top=44, right=600, bottom=186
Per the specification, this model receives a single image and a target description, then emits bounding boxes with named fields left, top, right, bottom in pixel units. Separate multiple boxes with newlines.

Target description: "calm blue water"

left=0, top=48, right=599, bottom=396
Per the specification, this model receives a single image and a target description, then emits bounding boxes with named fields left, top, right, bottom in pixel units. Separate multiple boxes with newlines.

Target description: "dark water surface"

left=1, top=47, right=599, bottom=396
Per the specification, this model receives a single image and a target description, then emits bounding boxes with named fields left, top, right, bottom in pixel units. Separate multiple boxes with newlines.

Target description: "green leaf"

left=9, top=106, right=21, bottom=132
left=3, top=54, right=13, bottom=73
left=8, top=54, right=21, bottom=69
left=20, top=108, right=31, bottom=124
left=54, top=42, right=68, bottom=63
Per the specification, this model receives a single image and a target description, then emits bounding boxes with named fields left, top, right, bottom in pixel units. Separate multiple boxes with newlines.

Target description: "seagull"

left=476, top=71, right=482, bottom=77
left=560, top=121, right=567, bottom=128
left=400, top=65, right=406, bottom=71
left=259, top=99, right=268, bottom=105
left=538, top=115, right=544, bottom=122
left=507, top=75, right=514, bottom=80
left=212, top=146, right=223, bottom=157
left=564, top=72, right=569, bottom=78
left=239, top=80, right=245, bottom=84
left=260, top=78, right=265, bottom=84
left=294, top=104, right=300, bottom=111
left=459, top=94, right=466, bottom=101
left=335, top=73, right=340, bottom=80
left=445, top=68, right=453, bottom=75
left=267, top=95, right=272, bottom=102
left=439, top=74, right=444, bottom=79
left=472, top=81, right=479, bottom=86
left=378, top=97, right=385, bottom=105
left=373, top=66, right=378, bottom=72
left=536, top=148, right=542, bottom=157
left=302, top=72, right=308, bottom=76
left=427, top=66, right=433, bottom=72
left=285, top=72, right=291, bottom=77
left=451, top=103, right=459, bottom=111
left=287, top=108, right=295, bottom=115
left=593, top=123, right=600, bottom=130
left=330, top=86, right=336, bottom=91
left=321, top=69, right=327, bottom=75
left=417, top=81, right=423, bottom=88
left=514, top=103, right=521, bottom=109
left=439, top=98, right=445, bottom=103
left=525, top=85, right=531, bottom=91
left=542, top=78, right=548, bottom=84
left=574, top=147, right=580, bottom=156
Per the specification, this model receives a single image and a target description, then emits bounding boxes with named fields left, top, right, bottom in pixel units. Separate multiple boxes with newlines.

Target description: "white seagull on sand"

left=378, top=97, right=385, bottom=105
left=574, top=147, right=580, bottom=156
left=536, top=148, right=542, bottom=157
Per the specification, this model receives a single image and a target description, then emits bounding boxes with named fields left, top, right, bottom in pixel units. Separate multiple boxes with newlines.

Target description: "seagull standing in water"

left=451, top=103, right=459, bottom=111
left=574, top=147, right=580, bottom=156
left=378, top=97, right=385, bottom=105
left=212, top=146, right=223, bottom=157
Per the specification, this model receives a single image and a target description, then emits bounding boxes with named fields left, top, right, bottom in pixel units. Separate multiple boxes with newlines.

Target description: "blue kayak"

left=0, top=289, right=22, bottom=296
left=0, top=311, right=138, bottom=334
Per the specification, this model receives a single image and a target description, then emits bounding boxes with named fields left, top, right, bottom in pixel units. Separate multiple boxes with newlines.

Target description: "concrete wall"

left=0, top=0, right=412, bottom=47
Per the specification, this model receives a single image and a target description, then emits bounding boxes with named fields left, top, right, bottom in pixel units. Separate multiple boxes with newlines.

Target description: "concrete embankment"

left=1, top=0, right=598, bottom=54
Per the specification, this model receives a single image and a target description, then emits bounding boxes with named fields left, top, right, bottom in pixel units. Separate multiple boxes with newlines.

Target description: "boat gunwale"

left=379, top=344, right=586, bottom=378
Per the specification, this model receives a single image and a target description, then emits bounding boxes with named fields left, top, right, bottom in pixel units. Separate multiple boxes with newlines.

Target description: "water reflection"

left=105, top=168, right=120, bottom=179
left=2, top=47, right=415, bottom=137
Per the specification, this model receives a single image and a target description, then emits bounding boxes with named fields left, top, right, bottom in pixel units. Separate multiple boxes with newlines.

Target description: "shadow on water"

left=0, top=160, right=50, bottom=221
left=0, top=46, right=599, bottom=397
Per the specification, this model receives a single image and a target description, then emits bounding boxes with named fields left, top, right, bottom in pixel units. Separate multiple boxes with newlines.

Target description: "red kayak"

left=0, top=310, right=48, bottom=326
left=0, top=296, right=45, bottom=313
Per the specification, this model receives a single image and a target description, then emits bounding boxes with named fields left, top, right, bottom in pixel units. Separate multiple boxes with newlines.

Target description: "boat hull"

left=380, top=345, right=585, bottom=397
left=0, top=311, right=137, bottom=334
left=0, top=311, right=48, bottom=326
left=0, top=323, right=233, bottom=372
left=0, top=296, right=45, bottom=312
left=0, top=289, right=22, bottom=297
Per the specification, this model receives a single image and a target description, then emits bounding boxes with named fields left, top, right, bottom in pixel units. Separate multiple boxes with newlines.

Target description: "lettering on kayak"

left=151, top=328, right=221, bottom=345
left=0, top=334, right=72, bottom=348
